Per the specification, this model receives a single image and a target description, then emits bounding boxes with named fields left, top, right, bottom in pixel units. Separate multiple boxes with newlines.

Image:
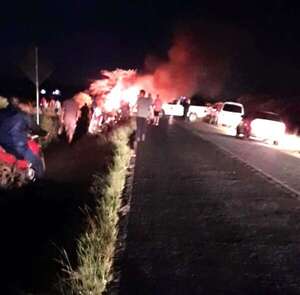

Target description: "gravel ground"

left=119, top=118, right=300, bottom=295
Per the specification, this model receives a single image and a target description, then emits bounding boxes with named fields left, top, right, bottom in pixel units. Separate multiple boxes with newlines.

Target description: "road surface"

left=119, top=118, right=300, bottom=295
left=187, top=121, right=300, bottom=197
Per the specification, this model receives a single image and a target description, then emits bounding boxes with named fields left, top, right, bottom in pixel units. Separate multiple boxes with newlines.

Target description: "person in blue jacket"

left=0, top=97, right=47, bottom=178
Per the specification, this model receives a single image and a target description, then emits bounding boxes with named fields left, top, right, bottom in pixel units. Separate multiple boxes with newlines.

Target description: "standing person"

left=74, top=103, right=90, bottom=140
left=182, top=97, right=191, bottom=120
left=60, top=95, right=80, bottom=143
left=136, top=89, right=152, bottom=142
left=153, top=94, right=162, bottom=126
left=88, top=97, right=103, bottom=134
left=40, top=97, right=48, bottom=112
left=54, top=99, right=61, bottom=115
left=49, top=97, right=56, bottom=113
left=147, top=93, right=154, bottom=124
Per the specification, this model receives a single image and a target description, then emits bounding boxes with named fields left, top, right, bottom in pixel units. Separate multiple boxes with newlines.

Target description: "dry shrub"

left=40, top=113, right=60, bottom=146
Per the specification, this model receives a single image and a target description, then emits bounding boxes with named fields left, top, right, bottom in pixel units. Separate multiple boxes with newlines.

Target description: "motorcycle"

left=0, top=135, right=45, bottom=189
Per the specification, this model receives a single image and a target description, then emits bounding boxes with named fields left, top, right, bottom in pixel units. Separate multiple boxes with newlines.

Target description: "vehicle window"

left=223, top=104, right=242, bottom=113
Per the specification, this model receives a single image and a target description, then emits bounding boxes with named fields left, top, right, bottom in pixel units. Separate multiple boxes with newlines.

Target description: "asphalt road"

left=187, top=121, right=300, bottom=197
left=119, top=118, right=300, bottom=295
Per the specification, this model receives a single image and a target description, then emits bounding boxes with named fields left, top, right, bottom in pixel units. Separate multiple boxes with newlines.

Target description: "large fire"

left=89, top=69, right=150, bottom=112
left=89, top=28, right=230, bottom=112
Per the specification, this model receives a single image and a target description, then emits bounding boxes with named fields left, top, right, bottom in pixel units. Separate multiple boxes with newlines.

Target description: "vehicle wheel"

left=273, top=140, right=279, bottom=146
left=189, top=113, right=197, bottom=122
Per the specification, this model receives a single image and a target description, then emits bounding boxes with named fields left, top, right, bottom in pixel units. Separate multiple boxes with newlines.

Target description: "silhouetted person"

left=153, top=94, right=162, bottom=126
left=60, top=96, right=80, bottom=143
left=74, top=103, right=90, bottom=140
left=136, top=89, right=152, bottom=142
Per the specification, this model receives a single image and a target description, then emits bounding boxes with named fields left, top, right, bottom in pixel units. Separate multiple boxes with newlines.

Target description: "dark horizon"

left=2, top=0, right=300, bottom=98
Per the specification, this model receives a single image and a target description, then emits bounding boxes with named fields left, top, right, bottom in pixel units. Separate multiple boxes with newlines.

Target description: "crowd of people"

left=0, top=88, right=163, bottom=180
left=40, top=96, right=62, bottom=115
left=57, top=89, right=163, bottom=145
left=135, top=89, right=162, bottom=142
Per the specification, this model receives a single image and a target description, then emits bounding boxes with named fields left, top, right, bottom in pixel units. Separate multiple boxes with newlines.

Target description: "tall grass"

left=59, top=124, right=132, bottom=294
left=40, top=113, right=60, bottom=147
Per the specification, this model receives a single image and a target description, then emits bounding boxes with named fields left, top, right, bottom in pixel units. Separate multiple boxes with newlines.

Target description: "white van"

left=217, top=102, right=244, bottom=128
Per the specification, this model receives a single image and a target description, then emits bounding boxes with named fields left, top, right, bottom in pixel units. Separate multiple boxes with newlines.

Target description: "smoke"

left=151, top=33, right=203, bottom=100
left=90, top=23, right=235, bottom=109
left=148, top=25, right=233, bottom=101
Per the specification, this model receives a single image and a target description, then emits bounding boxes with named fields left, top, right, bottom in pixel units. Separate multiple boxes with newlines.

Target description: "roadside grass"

left=40, top=112, right=60, bottom=147
left=59, top=123, right=133, bottom=295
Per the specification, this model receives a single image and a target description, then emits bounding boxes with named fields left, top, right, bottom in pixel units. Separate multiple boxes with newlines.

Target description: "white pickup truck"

left=187, top=103, right=209, bottom=122
left=162, top=100, right=184, bottom=117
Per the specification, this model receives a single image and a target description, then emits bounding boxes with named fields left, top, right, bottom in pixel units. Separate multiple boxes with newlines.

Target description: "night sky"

left=1, top=0, right=300, bottom=96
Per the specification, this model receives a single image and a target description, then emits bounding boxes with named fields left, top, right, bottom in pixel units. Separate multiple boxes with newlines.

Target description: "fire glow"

left=89, top=30, right=229, bottom=112
left=89, top=68, right=164, bottom=112
left=280, top=134, right=300, bottom=151
left=89, top=69, right=141, bottom=112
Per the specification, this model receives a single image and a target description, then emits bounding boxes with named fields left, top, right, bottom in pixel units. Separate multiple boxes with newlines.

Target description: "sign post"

left=35, top=47, right=40, bottom=125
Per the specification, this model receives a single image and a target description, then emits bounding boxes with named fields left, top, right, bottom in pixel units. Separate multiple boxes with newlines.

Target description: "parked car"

left=187, top=101, right=209, bottom=122
left=236, top=111, right=286, bottom=145
left=217, top=101, right=244, bottom=128
left=161, top=99, right=184, bottom=117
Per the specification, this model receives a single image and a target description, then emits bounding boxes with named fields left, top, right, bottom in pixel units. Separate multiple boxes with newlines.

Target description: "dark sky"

left=1, top=0, right=300, bottom=95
